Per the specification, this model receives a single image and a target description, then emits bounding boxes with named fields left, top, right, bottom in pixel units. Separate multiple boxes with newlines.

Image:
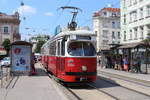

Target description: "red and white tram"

left=41, top=6, right=97, bottom=83
left=41, top=29, right=97, bottom=83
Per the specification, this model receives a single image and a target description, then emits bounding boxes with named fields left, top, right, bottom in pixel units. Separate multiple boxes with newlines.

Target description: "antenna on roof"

left=58, top=6, right=82, bottom=31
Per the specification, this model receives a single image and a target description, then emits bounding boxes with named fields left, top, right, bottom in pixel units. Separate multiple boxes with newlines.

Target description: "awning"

left=118, top=42, right=143, bottom=49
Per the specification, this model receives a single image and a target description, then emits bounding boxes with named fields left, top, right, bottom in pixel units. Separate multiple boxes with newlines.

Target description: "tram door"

left=57, top=40, right=65, bottom=76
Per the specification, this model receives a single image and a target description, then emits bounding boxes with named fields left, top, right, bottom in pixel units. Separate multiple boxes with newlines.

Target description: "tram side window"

left=61, top=40, right=65, bottom=56
left=57, top=42, right=60, bottom=56
left=49, top=41, right=56, bottom=56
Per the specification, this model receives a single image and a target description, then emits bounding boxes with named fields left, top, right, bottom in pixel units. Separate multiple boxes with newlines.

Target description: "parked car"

left=0, top=57, right=10, bottom=67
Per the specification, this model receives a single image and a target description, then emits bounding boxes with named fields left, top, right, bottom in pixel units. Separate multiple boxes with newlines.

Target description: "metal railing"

left=0, top=66, right=11, bottom=88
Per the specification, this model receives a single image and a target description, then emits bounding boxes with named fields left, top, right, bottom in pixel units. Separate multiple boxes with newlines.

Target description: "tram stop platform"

left=97, top=66, right=150, bottom=83
left=0, top=63, right=68, bottom=100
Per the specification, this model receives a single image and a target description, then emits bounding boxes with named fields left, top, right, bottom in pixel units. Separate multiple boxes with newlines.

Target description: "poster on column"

left=11, top=45, right=31, bottom=72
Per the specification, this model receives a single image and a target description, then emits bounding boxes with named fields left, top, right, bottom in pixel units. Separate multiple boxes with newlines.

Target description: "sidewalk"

left=0, top=63, right=68, bottom=100
left=97, top=66, right=150, bottom=83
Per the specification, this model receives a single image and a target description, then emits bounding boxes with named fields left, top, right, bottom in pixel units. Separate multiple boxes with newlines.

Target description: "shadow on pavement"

left=67, top=76, right=120, bottom=90
left=31, top=68, right=48, bottom=76
left=90, top=76, right=120, bottom=89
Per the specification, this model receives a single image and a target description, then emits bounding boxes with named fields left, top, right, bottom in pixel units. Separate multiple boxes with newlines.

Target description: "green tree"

left=35, top=40, right=45, bottom=53
left=2, top=39, right=11, bottom=56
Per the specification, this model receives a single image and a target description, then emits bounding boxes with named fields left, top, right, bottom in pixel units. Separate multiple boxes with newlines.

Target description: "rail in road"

left=46, top=70, right=150, bottom=100
left=98, top=71, right=150, bottom=96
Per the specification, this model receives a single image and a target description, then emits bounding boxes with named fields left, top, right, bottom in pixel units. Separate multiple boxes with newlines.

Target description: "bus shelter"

left=10, top=41, right=32, bottom=75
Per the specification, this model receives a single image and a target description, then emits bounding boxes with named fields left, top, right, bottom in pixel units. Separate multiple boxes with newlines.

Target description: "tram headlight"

left=82, top=66, right=87, bottom=72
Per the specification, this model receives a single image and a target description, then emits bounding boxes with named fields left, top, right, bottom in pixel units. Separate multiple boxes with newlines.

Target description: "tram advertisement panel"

left=11, top=45, right=31, bottom=72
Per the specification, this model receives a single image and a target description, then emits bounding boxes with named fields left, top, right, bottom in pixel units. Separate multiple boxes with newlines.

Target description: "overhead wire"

left=50, top=0, right=72, bottom=34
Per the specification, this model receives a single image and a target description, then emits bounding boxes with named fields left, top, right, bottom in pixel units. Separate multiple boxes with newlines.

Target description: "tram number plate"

left=80, top=77, right=87, bottom=81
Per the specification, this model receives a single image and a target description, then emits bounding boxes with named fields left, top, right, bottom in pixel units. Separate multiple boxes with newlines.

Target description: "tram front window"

left=68, top=42, right=96, bottom=56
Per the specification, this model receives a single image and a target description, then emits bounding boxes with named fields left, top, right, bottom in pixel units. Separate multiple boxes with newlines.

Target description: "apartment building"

left=0, top=12, right=21, bottom=46
left=93, top=7, right=120, bottom=52
left=121, top=0, right=150, bottom=44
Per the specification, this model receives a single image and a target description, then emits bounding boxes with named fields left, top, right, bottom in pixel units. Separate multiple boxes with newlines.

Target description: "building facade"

left=0, top=12, right=21, bottom=46
left=29, top=35, right=50, bottom=52
left=121, top=0, right=150, bottom=44
left=93, top=7, right=120, bottom=52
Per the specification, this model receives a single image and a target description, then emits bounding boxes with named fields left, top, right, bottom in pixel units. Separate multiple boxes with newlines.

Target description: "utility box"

left=10, top=41, right=32, bottom=75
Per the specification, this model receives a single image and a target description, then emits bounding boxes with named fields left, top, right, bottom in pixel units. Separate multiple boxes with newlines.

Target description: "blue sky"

left=0, top=0, right=120, bottom=40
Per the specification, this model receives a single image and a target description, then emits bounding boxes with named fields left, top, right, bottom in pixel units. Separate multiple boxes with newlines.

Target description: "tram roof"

left=55, top=29, right=95, bottom=38
left=42, top=29, right=96, bottom=46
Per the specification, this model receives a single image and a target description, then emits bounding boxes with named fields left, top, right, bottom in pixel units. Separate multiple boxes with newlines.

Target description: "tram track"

left=46, top=68, right=150, bottom=100
left=98, top=71, right=150, bottom=96
left=47, top=72, right=116, bottom=100
left=86, top=83, right=119, bottom=100
left=98, top=71, right=150, bottom=87
left=97, top=76, right=150, bottom=97
left=90, top=76, right=150, bottom=100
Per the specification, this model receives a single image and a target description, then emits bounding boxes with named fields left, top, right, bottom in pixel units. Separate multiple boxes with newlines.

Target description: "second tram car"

left=41, top=29, right=97, bottom=83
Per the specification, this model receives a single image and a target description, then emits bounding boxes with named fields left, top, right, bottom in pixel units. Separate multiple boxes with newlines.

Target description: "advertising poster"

left=11, top=45, right=31, bottom=72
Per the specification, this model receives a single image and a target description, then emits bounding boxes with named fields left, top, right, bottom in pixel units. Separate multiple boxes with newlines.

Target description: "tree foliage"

left=34, top=40, right=45, bottom=53
left=2, top=39, right=11, bottom=56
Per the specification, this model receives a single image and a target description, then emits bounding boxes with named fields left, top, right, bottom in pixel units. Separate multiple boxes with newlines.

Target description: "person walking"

left=137, top=57, right=142, bottom=73
left=123, top=55, right=129, bottom=72
left=30, top=53, right=37, bottom=75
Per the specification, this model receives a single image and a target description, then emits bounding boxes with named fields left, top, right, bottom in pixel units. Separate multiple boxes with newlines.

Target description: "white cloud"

left=17, top=5, right=37, bottom=15
left=45, top=12, right=54, bottom=16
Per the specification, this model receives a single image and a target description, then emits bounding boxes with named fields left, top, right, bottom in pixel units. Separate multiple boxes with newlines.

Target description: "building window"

left=139, top=8, right=143, bottom=19
left=95, top=31, right=97, bottom=35
left=112, top=31, right=115, bottom=39
left=139, top=0, right=143, bottom=2
left=130, top=30, right=132, bottom=40
left=129, top=13, right=132, bottom=22
left=129, top=0, right=132, bottom=6
left=140, top=26, right=144, bottom=39
left=103, top=21, right=109, bottom=28
left=134, top=28, right=138, bottom=40
left=102, top=30, right=108, bottom=38
left=124, top=31, right=126, bottom=41
left=103, top=12, right=107, bottom=16
left=4, top=26, right=8, bottom=33
left=123, top=15, right=126, bottom=24
left=133, top=0, right=137, bottom=5
left=133, top=11, right=137, bottom=21
left=147, top=5, right=150, bottom=17
left=112, top=22, right=115, bottom=28
left=123, top=0, right=126, bottom=8
left=118, top=22, right=120, bottom=28
left=118, top=32, right=120, bottom=39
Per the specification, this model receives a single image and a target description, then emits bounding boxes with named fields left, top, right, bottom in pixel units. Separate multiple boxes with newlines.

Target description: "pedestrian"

left=123, top=55, right=129, bottom=72
left=99, top=59, right=101, bottom=66
left=31, top=53, right=36, bottom=75
left=137, top=57, right=142, bottom=73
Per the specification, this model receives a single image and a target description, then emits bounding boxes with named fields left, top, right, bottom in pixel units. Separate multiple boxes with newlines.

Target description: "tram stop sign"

left=10, top=41, right=32, bottom=75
